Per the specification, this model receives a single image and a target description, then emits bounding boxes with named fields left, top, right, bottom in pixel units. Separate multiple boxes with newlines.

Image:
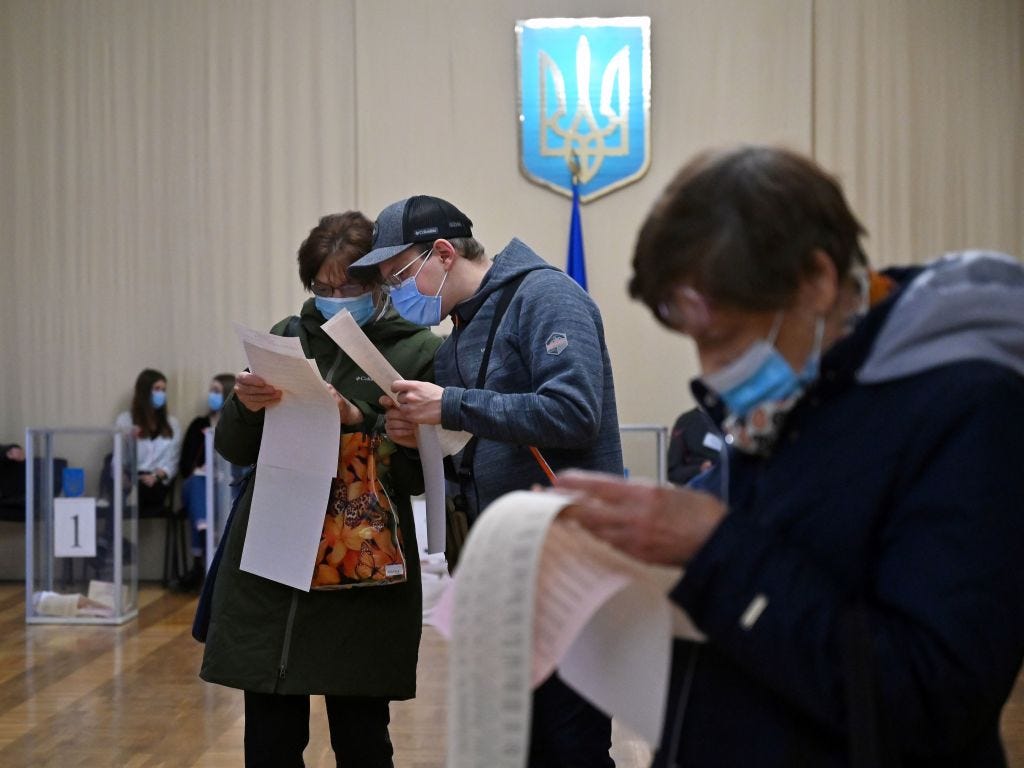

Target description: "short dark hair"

left=629, top=146, right=867, bottom=321
left=449, top=237, right=485, bottom=262
left=296, top=211, right=375, bottom=290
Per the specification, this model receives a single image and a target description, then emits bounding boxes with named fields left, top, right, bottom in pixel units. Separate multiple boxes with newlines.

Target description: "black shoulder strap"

left=448, top=273, right=529, bottom=485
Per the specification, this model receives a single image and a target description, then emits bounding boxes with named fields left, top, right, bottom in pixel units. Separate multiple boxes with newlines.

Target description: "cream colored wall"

left=2, top=0, right=1021, bottom=475
left=814, top=0, right=1024, bottom=265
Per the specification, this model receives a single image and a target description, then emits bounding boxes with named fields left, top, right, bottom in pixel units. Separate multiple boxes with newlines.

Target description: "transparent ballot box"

left=25, top=427, right=139, bottom=625
left=619, top=423, right=669, bottom=483
left=203, top=428, right=243, bottom=570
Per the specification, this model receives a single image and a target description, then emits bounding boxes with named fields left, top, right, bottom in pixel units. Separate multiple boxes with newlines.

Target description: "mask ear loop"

left=433, top=269, right=448, bottom=299
left=805, top=315, right=825, bottom=377
left=766, top=312, right=785, bottom=345
left=370, top=288, right=389, bottom=323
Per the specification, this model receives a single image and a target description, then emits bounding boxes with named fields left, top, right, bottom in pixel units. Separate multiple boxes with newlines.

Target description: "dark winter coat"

left=200, top=300, right=442, bottom=698
left=657, top=252, right=1024, bottom=767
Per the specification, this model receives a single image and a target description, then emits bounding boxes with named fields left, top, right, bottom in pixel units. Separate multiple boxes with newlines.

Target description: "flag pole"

left=566, top=152, right=588, bottom=291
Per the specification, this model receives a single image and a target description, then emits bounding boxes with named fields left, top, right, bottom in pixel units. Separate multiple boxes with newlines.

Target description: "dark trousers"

left=528, top=674, right=615, bottom=768
left=243, top=690, right=393, bottom=768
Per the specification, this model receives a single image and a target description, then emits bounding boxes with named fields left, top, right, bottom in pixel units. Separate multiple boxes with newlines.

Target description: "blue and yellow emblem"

left=516, top=17, right=651, bottom=202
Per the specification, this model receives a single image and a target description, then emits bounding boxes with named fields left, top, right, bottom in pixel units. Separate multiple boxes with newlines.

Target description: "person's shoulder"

left=519, top=267, right=590, bottom=303
left=185, top=416, right=208, bottom=432
left=269, top=315, right=301, bottom=336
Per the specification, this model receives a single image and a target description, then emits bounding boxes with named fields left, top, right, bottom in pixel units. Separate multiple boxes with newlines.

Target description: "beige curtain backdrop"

left=2, top=0, right=1022, bottom=452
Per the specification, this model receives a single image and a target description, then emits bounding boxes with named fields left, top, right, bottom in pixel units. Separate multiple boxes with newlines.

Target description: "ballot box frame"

left=618, top=423, right=668, bottom=484
left=24, top=427, right=139, bottom=625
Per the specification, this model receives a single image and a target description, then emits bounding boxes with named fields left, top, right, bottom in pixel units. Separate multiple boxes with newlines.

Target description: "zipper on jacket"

left=276, top=592, right=300, bottom=686
left=325, top=347, right=345, bottom=383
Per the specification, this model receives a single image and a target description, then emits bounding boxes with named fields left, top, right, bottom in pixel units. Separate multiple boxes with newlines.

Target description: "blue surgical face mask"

left=151, top=389, right=167, bottom=409
left=388, top=249, right=448, bottom=327
left=207, top=391, right=224, bottom=412
left=698, top=314, right=823, bottom=455
left=315, top=291, right=378, bottom=325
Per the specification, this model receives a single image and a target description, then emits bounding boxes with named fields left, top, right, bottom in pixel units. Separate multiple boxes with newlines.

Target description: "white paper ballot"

left=434, top=490, right=706, bottom=766
left=240, top=466, right=334, bottom=590
left=320, top=309, right=471, bottom=553
left=234, top=323, right=341, bottom=590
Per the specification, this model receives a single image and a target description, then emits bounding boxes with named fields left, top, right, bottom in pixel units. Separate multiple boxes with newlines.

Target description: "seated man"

left=0, top=444, right=26, bottom=517
left=666, top=407, right=722, bottom=486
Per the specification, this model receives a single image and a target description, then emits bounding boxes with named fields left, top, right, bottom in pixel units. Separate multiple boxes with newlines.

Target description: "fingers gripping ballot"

left=234, top=371, right=282, bottom=412
left=556, top=469, right=727, bottom=567
left=388, top=379, right=444, bottom=426
left=380, top=379, right=445, bottom=448
left=379, top=394, right=420, bottom=449
left=325, top=383, right=363, bottom=426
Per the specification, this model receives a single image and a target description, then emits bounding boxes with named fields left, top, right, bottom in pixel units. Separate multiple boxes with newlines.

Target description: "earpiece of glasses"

left=382, top=248, right=432, bottom=291
left=310, top=281, right=371, bottom=298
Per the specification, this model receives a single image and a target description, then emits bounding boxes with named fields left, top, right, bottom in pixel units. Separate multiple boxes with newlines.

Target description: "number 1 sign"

left=54, top=498, right=97, bottom=558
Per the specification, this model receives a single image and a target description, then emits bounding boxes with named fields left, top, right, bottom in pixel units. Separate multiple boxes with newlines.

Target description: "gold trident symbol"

left=538, top=35, right=631, bottom=185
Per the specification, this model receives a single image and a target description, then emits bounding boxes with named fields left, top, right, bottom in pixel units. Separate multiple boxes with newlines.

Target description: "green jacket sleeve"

left=213, top=391, right=264, bottom=467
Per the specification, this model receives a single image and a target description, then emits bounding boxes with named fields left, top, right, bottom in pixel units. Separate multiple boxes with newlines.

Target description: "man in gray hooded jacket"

left=348, top=194, right=623, bottom=768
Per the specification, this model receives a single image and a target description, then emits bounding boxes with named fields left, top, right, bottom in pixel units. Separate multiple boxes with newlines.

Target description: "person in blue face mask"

left=348, top=195, right=624, bottom=768
left=114, top=368, right=182, bottom=512
left=200, top=210, right=443, bottom=768
left=172, top=372, right=237, bottom=592
left=555, top=146, right=1024, bottom=768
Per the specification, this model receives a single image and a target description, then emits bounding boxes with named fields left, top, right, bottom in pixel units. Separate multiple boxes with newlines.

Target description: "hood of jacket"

left=450, top=238, right=560, bottom=325
left=857, top=250, right=1024, bottom=383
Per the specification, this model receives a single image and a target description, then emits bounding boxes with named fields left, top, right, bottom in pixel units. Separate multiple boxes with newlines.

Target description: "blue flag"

left=567, top=180, right=587, bottom=291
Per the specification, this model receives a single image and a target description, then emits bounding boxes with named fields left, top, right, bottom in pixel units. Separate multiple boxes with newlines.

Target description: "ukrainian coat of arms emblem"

left=516, top=17, right=651, bottom=202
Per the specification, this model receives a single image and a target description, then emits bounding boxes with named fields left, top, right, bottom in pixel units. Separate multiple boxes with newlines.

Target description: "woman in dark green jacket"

left=201, top=211, right=442, bottom=768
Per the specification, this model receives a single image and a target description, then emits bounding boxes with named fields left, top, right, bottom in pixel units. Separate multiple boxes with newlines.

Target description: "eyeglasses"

left=656, top=285, right=712, bottom=334
left=310, top=280, right=371, bottom=298
left=382, top=248, right=432, bottom=292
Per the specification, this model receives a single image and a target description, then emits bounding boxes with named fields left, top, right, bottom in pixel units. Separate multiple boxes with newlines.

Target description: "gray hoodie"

left=858, top=250, right=1024, bottom=384
left=436, top=238, right=624, bottom=518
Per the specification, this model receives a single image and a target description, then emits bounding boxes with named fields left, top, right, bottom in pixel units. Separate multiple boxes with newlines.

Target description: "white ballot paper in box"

left=234, top=323, right=340, bottom=590
left=431, top=490, right=706, bottom=768
left=320, top=309, right=472, bottom=554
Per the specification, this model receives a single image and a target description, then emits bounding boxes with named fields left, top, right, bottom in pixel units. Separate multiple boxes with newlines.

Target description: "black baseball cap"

left=347, top=195, right=473, bottom=280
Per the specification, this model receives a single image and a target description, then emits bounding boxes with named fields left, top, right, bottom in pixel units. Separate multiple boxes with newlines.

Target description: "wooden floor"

left=0, top=582, right=1021, bottom=767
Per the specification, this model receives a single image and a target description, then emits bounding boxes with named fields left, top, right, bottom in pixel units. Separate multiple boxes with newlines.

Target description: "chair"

left=138, top=478, right=188, bottom=587
left=99, top=454, right=188, bottom=587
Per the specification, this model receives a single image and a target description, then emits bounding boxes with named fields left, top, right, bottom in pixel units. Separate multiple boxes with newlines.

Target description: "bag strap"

left=452, top=273, right=529, bottom=486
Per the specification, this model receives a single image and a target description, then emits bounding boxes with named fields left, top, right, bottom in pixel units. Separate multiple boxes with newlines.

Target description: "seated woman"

left=115, top=368, right=182, bottom=512
left=175, top=373, right=237, bottom=591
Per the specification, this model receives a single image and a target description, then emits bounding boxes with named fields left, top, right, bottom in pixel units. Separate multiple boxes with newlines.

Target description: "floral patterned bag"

left=311, top=433, right=407, bottom=590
